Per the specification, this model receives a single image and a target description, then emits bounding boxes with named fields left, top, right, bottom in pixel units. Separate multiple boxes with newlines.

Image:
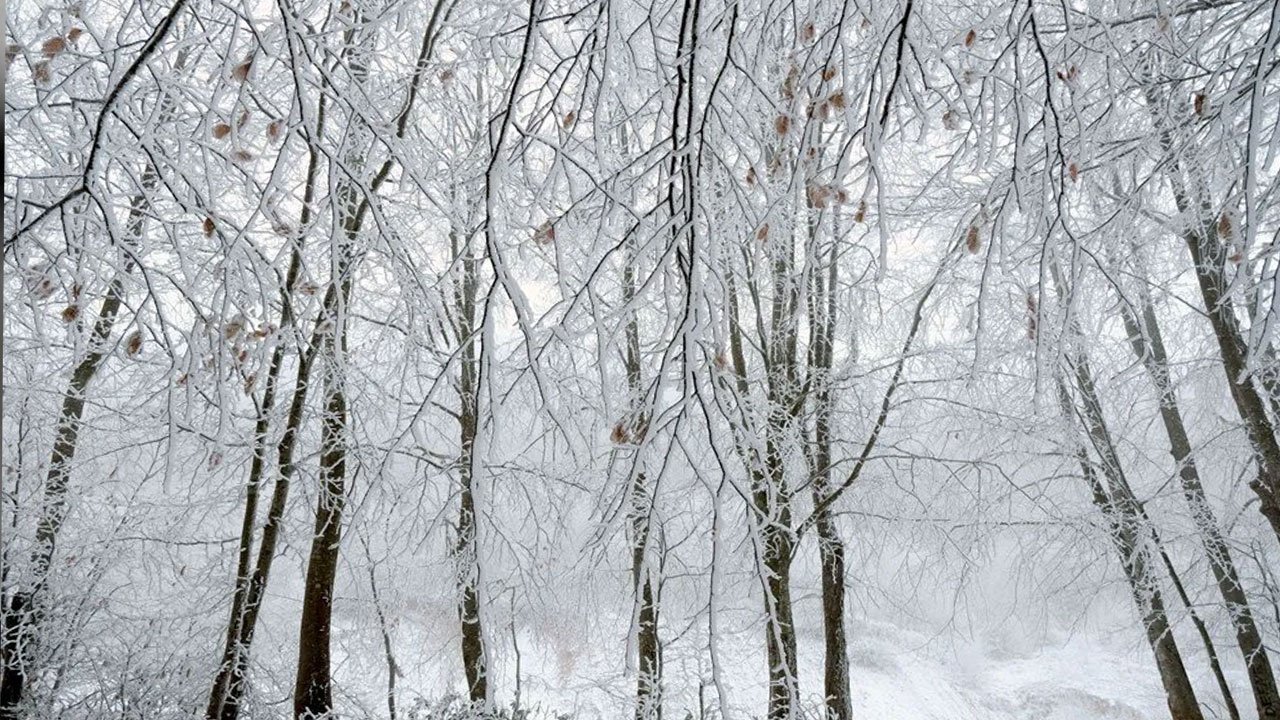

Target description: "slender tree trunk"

left=0, top=165, right=156, bottom=718
left=210, top=296, right=328, bottom=720
left=451, top=218, right=488, bottom=705
left=1116, top=277, right=1280, bottom=719
left=210, top=2, right=447, bottom=712
left=362, top=539, right=398, bottom=720
left=292, top=113, right=368, bottom=715
left=1055, top=375, right=1205, bottom=720
left=807, top=221, right=850, bottom=720
left=206, top=96, right=327, bottom=720
left=1051, top=257, right=1202, bottom=720
left=1152, top=530, right=1241, bottom=720
left=622, top=233, right=662, bottom=720
left=1141, top=80, right=1280, bottom=544
left=293, top=352, right=348, bottom=719
left=762, top=198, right=802, bottom=720
left=722, top=241, right=800, bottom=720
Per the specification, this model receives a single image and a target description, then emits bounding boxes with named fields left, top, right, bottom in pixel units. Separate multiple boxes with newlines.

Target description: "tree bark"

left=1055, top=374, right=1205, bottom=720
left=807, top=224, right=851, bottom=720
left=1116, top=275, right=1279, bottom=720
left=623, top=232, right=662, bottom=720
left=1, top=165, right=156, bottom=719
left=206, top=94, right=327, bottom=720
left=1141, top=80, right=1280, bottom=545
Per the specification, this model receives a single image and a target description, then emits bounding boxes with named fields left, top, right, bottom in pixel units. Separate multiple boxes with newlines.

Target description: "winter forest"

left=3, top=0, right=1280, bottom=717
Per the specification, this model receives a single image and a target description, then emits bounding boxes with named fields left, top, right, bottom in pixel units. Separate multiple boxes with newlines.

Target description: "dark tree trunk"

left=208, top=302, right=328, bottom=720
left=1, top=166, right=155, bottom=719
left=1055, top=353, right=1205, bottom=720
left=453, top=226, right=488, bottom=706
left=206, top=97, right=327, bottom=720
left=807, top=226, right=851, bottom=720
left=1054, top=376, right=1203, bottom=717
left=761, top=513, right=799, bottom=720
left=622, top=232, right=662, bottom=720
left=293, top=371, right=348, bottom=719
left=1141, top=80, right=1280, bottom=545
left=1118, top=280, right=1280, bottom=720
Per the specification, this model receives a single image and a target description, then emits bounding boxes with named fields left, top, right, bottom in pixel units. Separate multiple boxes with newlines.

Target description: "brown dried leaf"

left=232, top=57, right=253, bottom=82
left=232, top=149, right=254, bottom=163
left=61, top=304, right=79, bottom=323
left=854, top=199, right=867, bottom=223
left=1218, top=211, right=1233, bottom=240
left=1193, top=92, right=1207, bottom=116
left=237, top=110, right=250, bottom=128
left=33, top=61, right=51, bottom=84
left=212, top=123, right=232, bottom=139
left=829, top=91, right=846, bottom=109
left=965, top=224, right=981, bottom=254
left=126, top=330, right=143, bottom=357
left=745, top=166, right=756, bottom=188
left=202, top=216, right=216, bottom=237
left=562, top=110, right=576, bottom=129
left=756, top=223, right=769, bottom=242
left=535, top=220, right=556, bottom=246
left=67, top=27, right=83, bottom=43
left=774, top=114, right=791, bottom=136
left=26, top=266, right=55, bottom=299
left=610, top=423, right=629, bottom=445
left=807, top=183, right=831, bottom=209
left=1068, top=162, right=1079, bottom=183
left=964, top=29, right=977, bottom=48
left=41, top=36, right=65, bottom=58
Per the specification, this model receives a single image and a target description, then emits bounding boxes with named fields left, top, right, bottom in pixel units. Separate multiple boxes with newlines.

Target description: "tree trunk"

left=293, top=363, right=348, bottom=719
left=1141, top=80, right=1280, bottom=544
left=1048, top=259, right=1203, bottom=719
left=1117, top=277, right=1280, bottom=719
left=1, top=165, right=156, bottom=719
left=1055, top=376, right=1205, bottom=720
left=807, top=225, right=851, bottom=720
left=623, top=232, right=662, bottom=720
left=206, top=96, right=327, bottom=720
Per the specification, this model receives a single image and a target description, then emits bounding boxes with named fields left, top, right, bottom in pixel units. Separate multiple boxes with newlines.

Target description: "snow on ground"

left=372, top=611, right=1232, bottom=720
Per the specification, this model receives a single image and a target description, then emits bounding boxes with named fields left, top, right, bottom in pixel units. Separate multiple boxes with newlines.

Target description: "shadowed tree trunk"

left=210, top=6, right=449, bottom=715
left=1, top=163, right=157, bottom=719
left=454, top=227, right=488, bottom=705
left=1049, top=260, right=1205, bottom=720
left=722, top=225, right=801, bottom=720
left=1141, top=78, right=1280, bottom=546
left=293, top=9, right=375, bottom=712
left=206, top=93, right=327, bottom=720
left=1055, top=371, right=1205, bottom=720
left=622, top=229, right=662, bottom=720
left=293, top=155, right=364, bottom=719
left=806, top=217, right=851, bottom=720
left=1114, top=267, right=1279, bottom=720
